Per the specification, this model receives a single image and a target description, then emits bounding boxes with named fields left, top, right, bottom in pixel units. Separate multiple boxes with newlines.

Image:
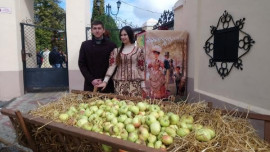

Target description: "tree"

left=34, top=0, right=66, bottom=51
left=92, top=0, right=121, bottom=46
left=92, top=0, right=105, bottom=22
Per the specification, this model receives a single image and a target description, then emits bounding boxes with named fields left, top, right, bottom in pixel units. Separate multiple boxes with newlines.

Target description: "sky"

left=59, top=0, right=178, bottom=27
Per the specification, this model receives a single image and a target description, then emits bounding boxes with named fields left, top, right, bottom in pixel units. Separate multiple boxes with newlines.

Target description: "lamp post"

left=96, top=0, right=121, bottom=16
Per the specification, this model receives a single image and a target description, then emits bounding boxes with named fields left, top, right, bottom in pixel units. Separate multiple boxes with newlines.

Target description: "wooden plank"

left=14, top=111, right=38, bottom=152
left=265, top=121, right=270, bottom=143
left=1, top=108, right=163, bottom=152
left=217, top=109, right=270, bottom=121
left=56, top=132, right=70, bottom=152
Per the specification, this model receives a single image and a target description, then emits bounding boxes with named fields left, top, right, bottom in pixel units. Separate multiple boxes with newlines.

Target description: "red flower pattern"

left=109, top=55, right=115, bottom=66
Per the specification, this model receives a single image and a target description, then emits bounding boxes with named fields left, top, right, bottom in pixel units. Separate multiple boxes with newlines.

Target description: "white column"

left=0, top=0, right=34, bottom=101
left=66, top=0, right=91, bottom=91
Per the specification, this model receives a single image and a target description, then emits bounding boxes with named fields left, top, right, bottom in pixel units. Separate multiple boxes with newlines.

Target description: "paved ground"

left=0, top=92, right=67, bottom=152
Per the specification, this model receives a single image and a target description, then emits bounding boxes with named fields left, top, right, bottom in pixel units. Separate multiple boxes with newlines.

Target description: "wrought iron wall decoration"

left=153, top=10, right=174, bottom=30
left=203, top=11, right=255, bottom=79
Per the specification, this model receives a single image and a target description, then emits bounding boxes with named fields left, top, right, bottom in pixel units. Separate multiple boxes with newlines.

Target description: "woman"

left=147, top=45, right=166, bottom=99
left=41, top=48, right=52, bottom=68
left=97, top=26, right=146, bottom=97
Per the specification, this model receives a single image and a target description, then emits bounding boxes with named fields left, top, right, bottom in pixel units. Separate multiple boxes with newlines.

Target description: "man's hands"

left=97, top=82, right=107, bottom=90
left=91, top=79, right=102, bottom=86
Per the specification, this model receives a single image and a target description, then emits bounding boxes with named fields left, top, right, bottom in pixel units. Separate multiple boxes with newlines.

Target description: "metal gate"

left=21, top=23, right=69, bottom=92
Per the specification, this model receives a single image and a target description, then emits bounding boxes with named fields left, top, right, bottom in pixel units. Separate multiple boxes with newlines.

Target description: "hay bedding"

left=28, top=93, right=270, bottom=152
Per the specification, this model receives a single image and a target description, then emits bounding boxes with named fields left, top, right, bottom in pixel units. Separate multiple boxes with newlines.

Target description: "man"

left=36, top=50, right=43, bottom=68
left=164, top=52, right=170, bottom=91
left=49, top=47, right=61, bottom=68
left=174, top=66, right=182, bottom=95
left=78, top=21, right=117, bottom=93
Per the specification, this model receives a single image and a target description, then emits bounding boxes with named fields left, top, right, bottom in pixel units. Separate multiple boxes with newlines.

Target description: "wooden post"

left=93, top=86, right=98, bottom=93
left=15, top=111, right=38, bottom=152
left=265, top=121, right=270, bottom=143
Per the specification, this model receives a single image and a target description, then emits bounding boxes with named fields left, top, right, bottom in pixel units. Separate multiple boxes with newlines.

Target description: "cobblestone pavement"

left=0, top=92, right=67, bottom=152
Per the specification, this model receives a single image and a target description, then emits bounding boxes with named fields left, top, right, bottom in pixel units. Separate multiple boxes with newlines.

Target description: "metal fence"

left=21, top=23, right=69, bottom=92
left=22, top=24, right=67, bottom=69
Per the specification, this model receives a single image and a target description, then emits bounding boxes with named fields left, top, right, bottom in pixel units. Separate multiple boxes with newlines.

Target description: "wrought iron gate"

left=21, top=23, right=69, bottom=92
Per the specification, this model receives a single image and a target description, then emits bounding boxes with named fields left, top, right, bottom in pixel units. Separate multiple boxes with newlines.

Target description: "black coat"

left=49, top=50, right=61, bottom=65
left=78, top=39, right=117, bottom=93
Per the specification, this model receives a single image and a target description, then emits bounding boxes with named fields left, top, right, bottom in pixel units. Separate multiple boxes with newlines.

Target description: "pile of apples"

left=58, top=98, right=215, bottom=151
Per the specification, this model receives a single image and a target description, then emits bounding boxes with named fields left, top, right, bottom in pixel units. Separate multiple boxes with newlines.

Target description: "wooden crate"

left=1, top=90, right=168, bottom=152
left=1, top=90, right=270, bottom=152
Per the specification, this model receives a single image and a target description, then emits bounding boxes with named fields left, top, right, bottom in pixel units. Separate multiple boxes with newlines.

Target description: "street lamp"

left=106, top=0, right=121, bottom=16
left=96, top=0, right=121, bottom=16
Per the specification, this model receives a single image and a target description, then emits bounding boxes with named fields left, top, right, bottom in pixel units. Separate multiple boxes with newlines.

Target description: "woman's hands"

left=97, top=82, right=107, bottom=90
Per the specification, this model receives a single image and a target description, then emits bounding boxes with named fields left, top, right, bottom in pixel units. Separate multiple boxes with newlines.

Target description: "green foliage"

left=34, top=0, right=66, bottom=52
left=92, top=0, right=121, bottom=47
left=92, top=0, right=105, bottom=21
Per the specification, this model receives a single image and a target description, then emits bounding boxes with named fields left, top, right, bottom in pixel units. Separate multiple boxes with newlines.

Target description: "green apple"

left=119, top=105, right=129, bottom=114
left=150, top=111, right=159, bottom=119
left=110, top=108, right=118, bottom=116
left=82, top=123, right=92, bottom=131
left=159, top=117, right=170, bottom=127
left=117, top=122, right=125, bottom=129
left=146, top=115, right=157, bottom=125
left=177, top=128, right=190, bottom=137
left=67, top=110, right=75, bottom=117
left=59, top=113, right=69, bottom=121
left=195, top=128, right=211, bottom=142
left=180, top=115, right=194, bottom=124
left=124, top=118, right=133, bottom=125
left=161, top=135, right=173, bottom=145
left=165, top=127, right=176, bottom=137
left=96, top=109, right=104, bottom=117
left=158, top=110, right=165, bottom=117
left=118, top=115, right=128, bottom=123
left=111, top=117, right=118, bottom=125
left=128, top=132, right=138, bottom=142
left=137, top=102, right=147, bottom=111
left=126, top=111, right=133, bottom=118
left=120, top=129, right=128, bottom=140
left=150, top=122, right=161, bottom=135
left=148, top=134, right=157, bottom=143
left=103, top=122, right=113, bottom=132
left=76, top=118, right=88, bottom=127
left=149, top=105, right=160, bottom=112
left=147, top=142, right=154, bottom=148
left=126, top=124, right=135, bottom=133
left=89, top=106, right=98, bottom=112
left=138, top=128, right=149, bottom=141
left=154, top=140, right=162, bottom=149
left=106, top=113, right=115, bottom=121
left=132, top=117, right=141, bottom=128
left=69, top=106, right=78, bottom=113
left=130, top=106, right=139, bottom=115
left=170, top=114, right=180, bottom=125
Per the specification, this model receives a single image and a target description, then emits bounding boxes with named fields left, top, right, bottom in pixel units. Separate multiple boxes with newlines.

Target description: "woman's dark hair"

left=116, top=26, right=135, bottom=65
